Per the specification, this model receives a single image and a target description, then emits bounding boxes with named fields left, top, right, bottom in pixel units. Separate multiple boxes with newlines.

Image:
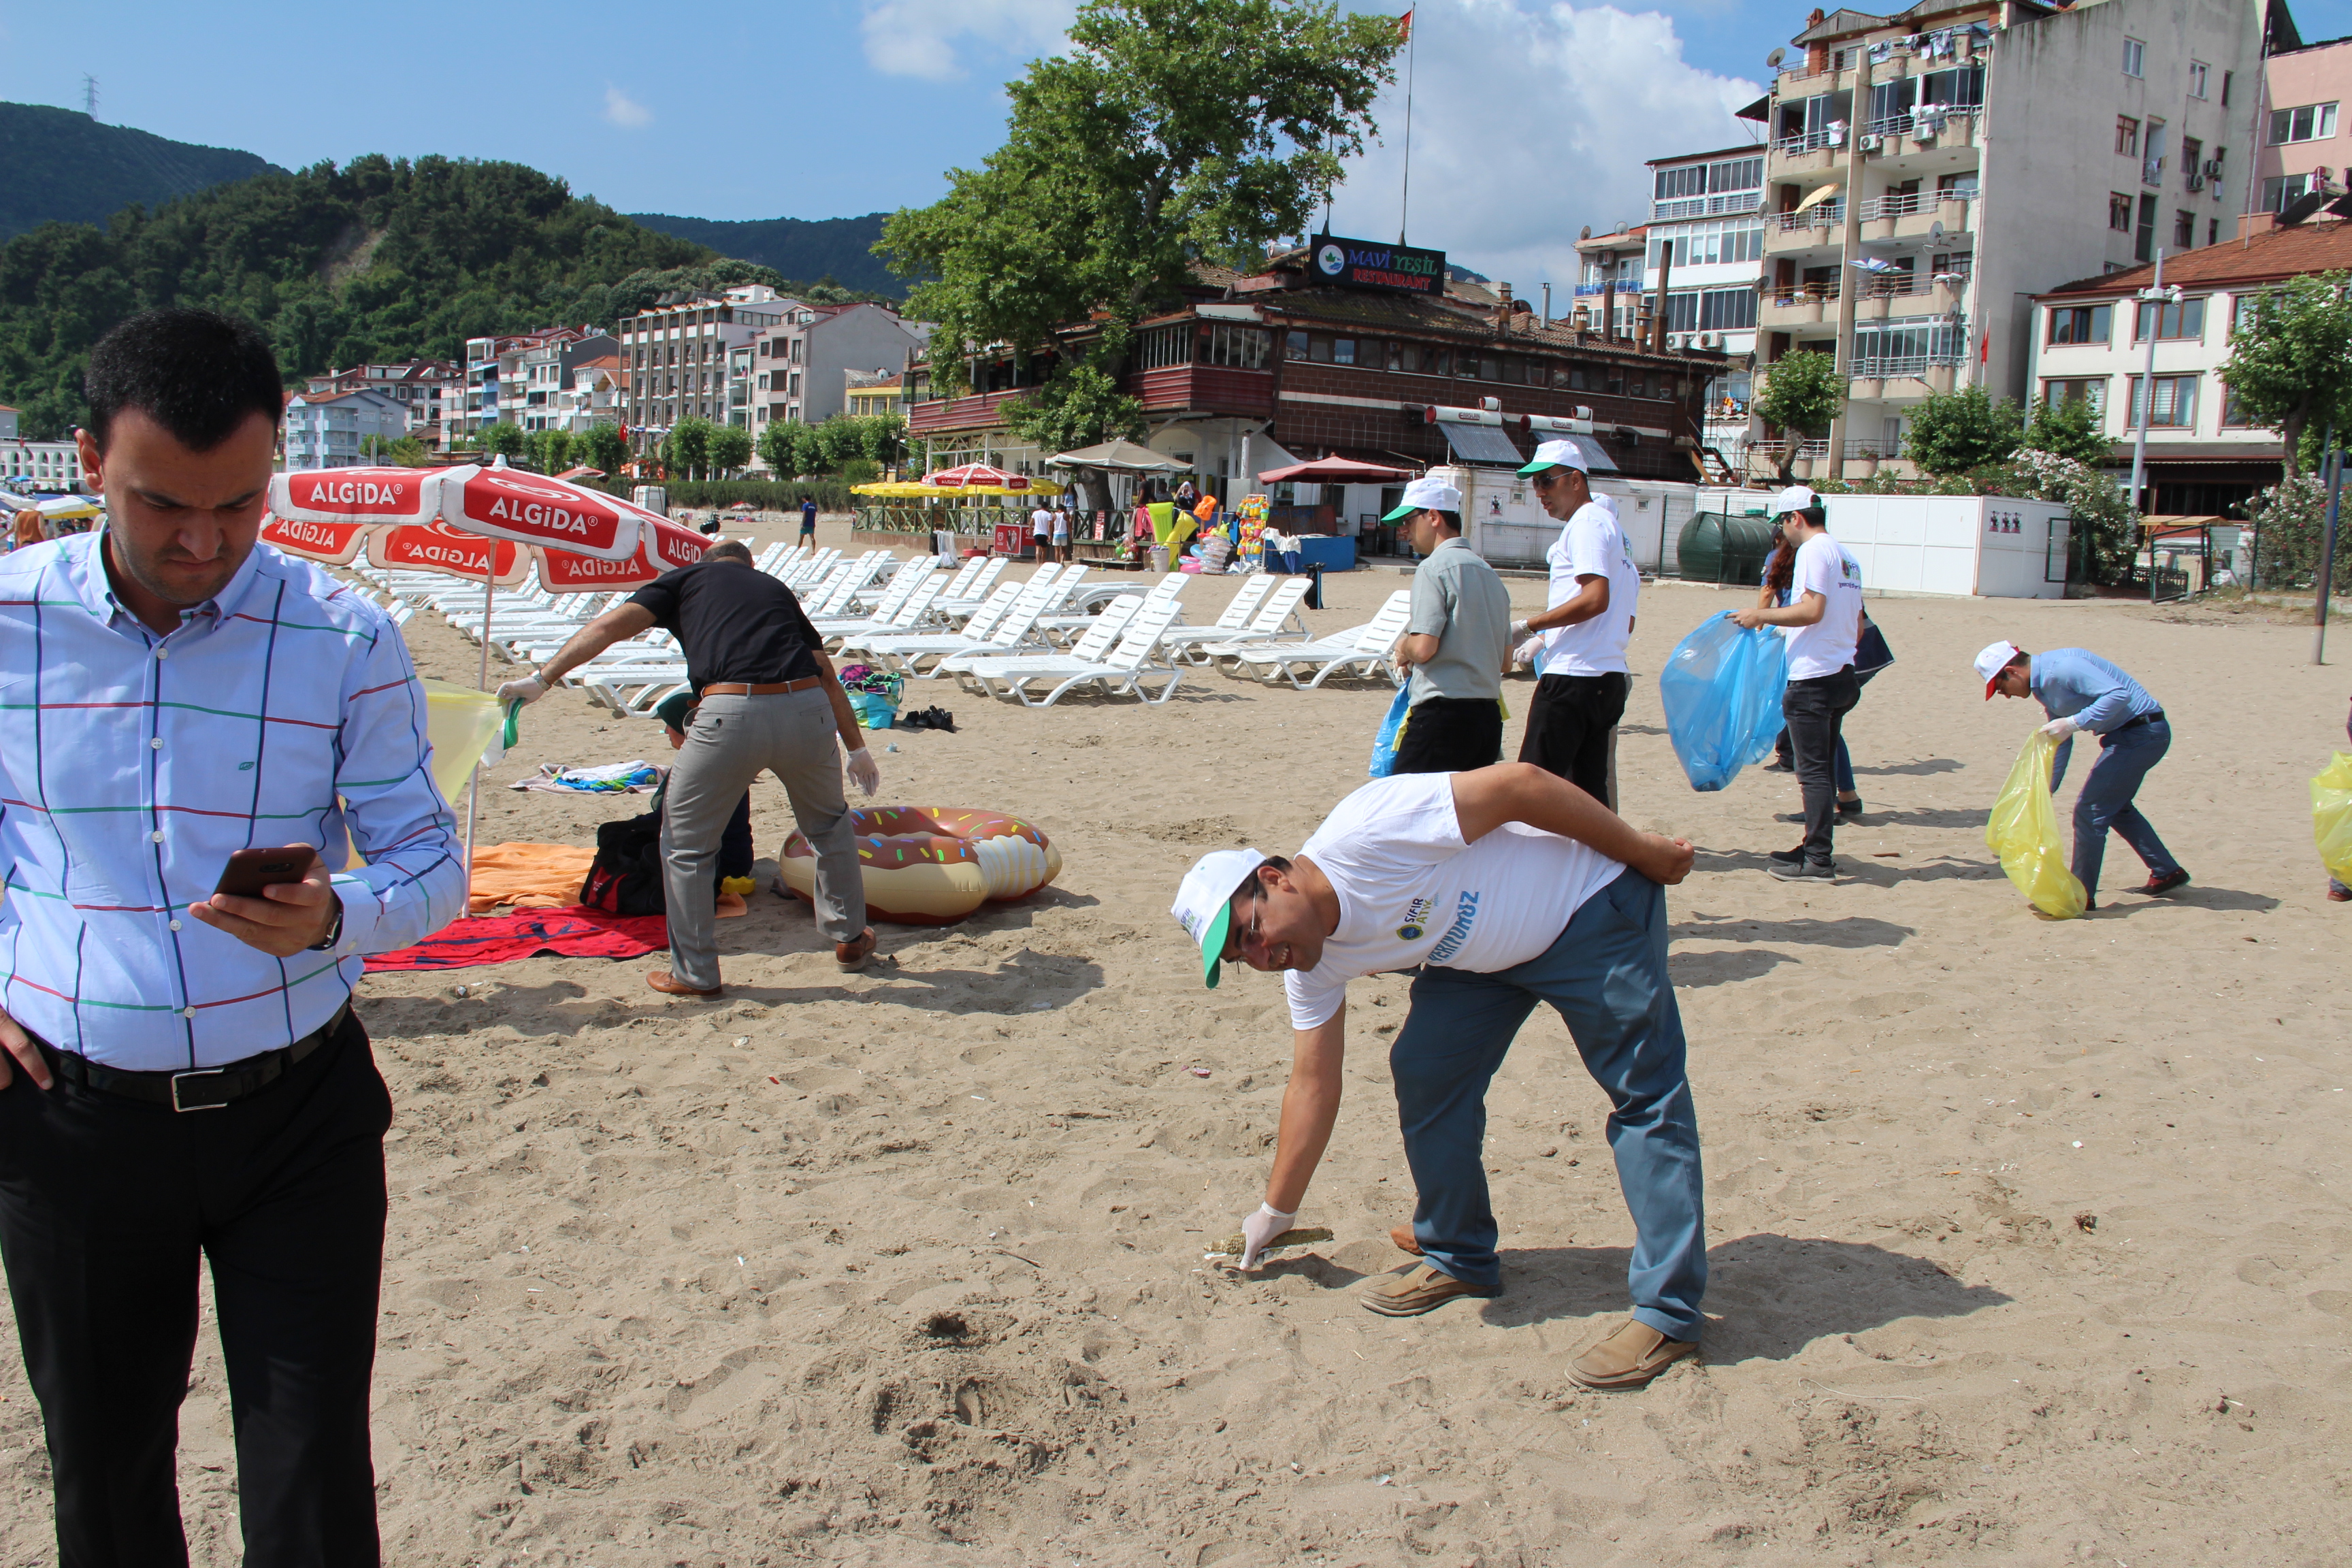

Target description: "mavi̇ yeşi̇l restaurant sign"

left=1308, top=235, right=1446, bottom=295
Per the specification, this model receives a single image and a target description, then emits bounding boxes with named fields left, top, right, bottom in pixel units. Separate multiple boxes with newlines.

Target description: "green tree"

left=2023, top=395, right=2109, bottom=466
left=1002, top=353, right=1146, bottom=454
left=706, top=423, right=753, bottom=477
left=2219, top=272, right=2352, bottom=477
left=880, top=0, right=1401, bottom=399
left=755, top=419, right=800, bottom=477
left=1752, top=349, right=1844, bottom=478
left=855, top=412, right=906, bottom=468
left=580, top=423, right=627, bottom=475
left=813, top=415, right=866, bottom=473
left=385, top=434, right=433, bottom=466
left=480, top=421, right=527, bottom=460
left=530, top=428, right=574, bottom=473
left=1904, top=385, right=2021, bottom=475
left=666, top=415, right=715, bottom=480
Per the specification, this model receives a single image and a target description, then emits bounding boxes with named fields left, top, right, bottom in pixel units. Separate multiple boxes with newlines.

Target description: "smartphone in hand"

left=212, top=847, right=313, bottom=900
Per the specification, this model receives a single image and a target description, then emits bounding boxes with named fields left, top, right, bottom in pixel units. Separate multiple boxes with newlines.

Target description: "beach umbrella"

left=1045, top=438, right=1184, bottom=472
left=534, top=512, right=709, bottom=592
left=926, top=461, right=1030, bottom=490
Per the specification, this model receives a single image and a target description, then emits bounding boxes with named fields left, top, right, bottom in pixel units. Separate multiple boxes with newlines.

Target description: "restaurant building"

left=903, top=235, right=1732, bottom=532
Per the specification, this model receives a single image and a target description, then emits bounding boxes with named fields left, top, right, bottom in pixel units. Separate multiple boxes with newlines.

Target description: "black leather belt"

left=36, top=1002, right=351, bottom=1112
left=2115, top=709, right=2166, bottom=732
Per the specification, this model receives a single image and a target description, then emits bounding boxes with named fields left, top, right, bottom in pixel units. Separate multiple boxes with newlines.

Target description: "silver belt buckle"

left=170, top=1067, right=229, bottom=1113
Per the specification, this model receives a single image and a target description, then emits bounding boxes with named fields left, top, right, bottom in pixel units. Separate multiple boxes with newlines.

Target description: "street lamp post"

left=2125, top=250, right=2183, bottom=516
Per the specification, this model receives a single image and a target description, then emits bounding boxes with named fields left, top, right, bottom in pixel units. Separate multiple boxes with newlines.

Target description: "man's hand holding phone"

left=191, top=845, right=342, bottom=958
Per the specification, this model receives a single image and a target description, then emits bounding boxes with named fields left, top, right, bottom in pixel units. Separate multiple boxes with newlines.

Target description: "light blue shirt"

left=0, top=532, right=465, bottom=1070
left=2028, top=648, right=2163, bottom=734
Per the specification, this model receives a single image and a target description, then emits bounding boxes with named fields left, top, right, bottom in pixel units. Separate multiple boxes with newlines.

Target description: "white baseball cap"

left=1770, top=485, right=1823, bottom=516
left=1380, top=475, right=1464, bottom=522
left=1171, top=848, right=1268, bottom=988
left=1517, top=438, right=1591, bottom=476
left=1973, top=639, right=2023, bottom=699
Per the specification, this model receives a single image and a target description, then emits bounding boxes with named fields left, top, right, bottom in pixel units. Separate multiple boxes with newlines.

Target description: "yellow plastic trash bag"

left=421, top=679, right=508, bottom=803
left=1985, top=731, right=2089, bottom=919
left=2314, top=752, right=2352, bottom=883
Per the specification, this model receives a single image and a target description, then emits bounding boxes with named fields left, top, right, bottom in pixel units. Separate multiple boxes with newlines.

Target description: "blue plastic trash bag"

left=1367, top=685, right=1413, bottom=778
left=1659, top=611, right=1788, bottom=791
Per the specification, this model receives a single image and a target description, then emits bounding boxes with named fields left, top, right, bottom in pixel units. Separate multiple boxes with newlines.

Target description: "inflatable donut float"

left=776, top=806, right=1062, bottom=926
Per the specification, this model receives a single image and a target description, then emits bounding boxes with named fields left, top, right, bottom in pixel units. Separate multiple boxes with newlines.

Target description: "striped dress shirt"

left=0, top=532, right=465, bottom=1071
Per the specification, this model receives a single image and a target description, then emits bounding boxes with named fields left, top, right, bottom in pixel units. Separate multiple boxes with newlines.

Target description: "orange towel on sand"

left=468, top=843, right=595, bottom=913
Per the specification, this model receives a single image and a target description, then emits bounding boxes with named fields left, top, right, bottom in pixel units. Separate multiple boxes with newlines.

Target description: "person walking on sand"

left=1507, top=441, right=1639, bottom=808
left=1169, top=765, right=1705, bottom=1391
left=1381, top=476, right=1513, bottom=774
left=1031, top=497, right=1056, bottom=564
left=499, top=539, right=881, bottom=994
left=0, top=307, right=466, bottom=1567
left=1974, top=640, right=2188, bottom=911
left=798, top=494, right=819, bottom=545
left=1730, top=487, right=1863, bottom=881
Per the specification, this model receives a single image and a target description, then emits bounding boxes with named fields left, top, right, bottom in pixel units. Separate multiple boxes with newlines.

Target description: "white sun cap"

left=1518, top=438, right=1592, bottom=476
left=1770, top=485, right=1823, bottom=516
left=1381, top=475, right=1464, bottom=521
left=1171, top=847, right=1268, bottom=988
left=1973, top=639, right=2023, bottom=699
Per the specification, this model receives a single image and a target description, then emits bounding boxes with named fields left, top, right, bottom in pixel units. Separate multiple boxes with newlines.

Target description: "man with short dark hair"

left=1382, top=476, right=1512, bottom=774
left=798, top=493, right=818, bottom=544
left=501, top=538, right=878, bottom=992
left=0, top=306, right=466, bottom=1565
left=1511, top=441, right=1640, bottom=808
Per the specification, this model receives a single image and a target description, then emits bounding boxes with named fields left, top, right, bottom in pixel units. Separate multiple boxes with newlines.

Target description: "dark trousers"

left=1519, top=671, right=1630, bottom=808
left=1783, top=666, right=1861, bottom=866
left=1392, top=696, right=1504, bottom=776
left=0, top=1013, right=391, bottom=1568
left=2051, top=719, right=2180, bottom=901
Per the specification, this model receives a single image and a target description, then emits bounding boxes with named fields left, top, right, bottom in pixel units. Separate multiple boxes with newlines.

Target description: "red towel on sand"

left=364, top=907, right=668, bottom=971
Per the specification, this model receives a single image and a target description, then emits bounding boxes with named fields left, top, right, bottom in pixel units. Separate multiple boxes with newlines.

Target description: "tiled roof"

left=2040, top=217, right=2352, bottom=299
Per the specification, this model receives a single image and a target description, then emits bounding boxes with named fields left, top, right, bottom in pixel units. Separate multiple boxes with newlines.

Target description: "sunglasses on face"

left=1222, top=897, right=1263, bottom=964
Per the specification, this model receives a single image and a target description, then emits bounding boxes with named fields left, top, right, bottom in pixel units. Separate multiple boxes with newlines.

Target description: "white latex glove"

left=844, top=745, right=881, bottom=798
left=495, top=673, right=548, bottom=707
left=1238, top=1203, right=1298, bottom=1271
left=2040, top=715, right=2078, bottom=741
left=1509, top=619, right=1532, bottom=642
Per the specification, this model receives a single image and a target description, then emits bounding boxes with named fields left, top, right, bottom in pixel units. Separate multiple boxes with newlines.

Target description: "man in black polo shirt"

left=500, top=540, right=878, bottom=993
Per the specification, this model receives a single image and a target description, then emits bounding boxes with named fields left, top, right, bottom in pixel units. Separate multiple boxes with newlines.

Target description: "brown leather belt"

left=699, top=677, right=823, bottom=696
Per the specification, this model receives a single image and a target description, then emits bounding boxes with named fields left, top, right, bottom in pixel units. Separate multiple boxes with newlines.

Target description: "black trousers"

left=0, top=1012, right=390, bottom=1568
left=1519, top=671, right=1631, bottom=808
left=1783, top=666, right=1861, bottom=866
left=1392, top=696, right=1505, bottom=776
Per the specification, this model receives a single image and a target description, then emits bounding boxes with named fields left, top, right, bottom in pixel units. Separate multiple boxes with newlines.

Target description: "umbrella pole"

left=463, top=558, right=492, bottom=918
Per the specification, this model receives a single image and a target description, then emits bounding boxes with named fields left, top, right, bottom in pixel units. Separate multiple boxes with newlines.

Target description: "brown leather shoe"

left=647, top=970, right=722, bottom=998
left=1359, top=1262, right=1499, bottom=1317
left=1567, top=1319, right=1698, bottom=1390
left=1389, top=1222, right=1424, bottom=1256
left=834, top=928, right=878, bottom=972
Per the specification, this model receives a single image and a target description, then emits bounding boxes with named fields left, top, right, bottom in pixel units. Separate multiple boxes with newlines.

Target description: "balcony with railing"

left=1761, top=281, right=1840, bottom=327
left=1767, top=203, right=1844, bottom=252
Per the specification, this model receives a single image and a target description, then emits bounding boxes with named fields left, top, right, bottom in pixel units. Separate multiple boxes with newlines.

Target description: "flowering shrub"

left=2245, top=474, right=2347, bottom=590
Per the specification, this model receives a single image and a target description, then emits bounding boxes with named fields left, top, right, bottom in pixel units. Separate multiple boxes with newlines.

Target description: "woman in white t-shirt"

left=1169, top=765, right=1706, bottom=1392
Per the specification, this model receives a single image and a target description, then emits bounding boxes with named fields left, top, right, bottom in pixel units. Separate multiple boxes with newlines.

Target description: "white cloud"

left=1324, top=0, right=1763, bottom=291
left=862, top=0, right=1074, bottom=81
left=602, top=84, right=653, bottom=130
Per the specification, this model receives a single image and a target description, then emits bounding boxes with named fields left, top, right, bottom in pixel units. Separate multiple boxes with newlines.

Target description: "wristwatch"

left=308, top=896, right=346, bottom=952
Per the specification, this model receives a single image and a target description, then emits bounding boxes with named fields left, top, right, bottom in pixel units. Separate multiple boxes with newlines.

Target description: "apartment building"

left=549, top=356, right=624, bottom=433
left=845, top=370, right=903, bottom=419
left=1754, top=0, right=2273, bottom=478
left=2027, top=209, right=2348, bottom=513
left=445, top=328, right=591, bottom=447
left=748, top=303, right=928, bottom=430
left=516, top=332, right=619, bottom=432
left=615, top=285, right=795, bottom=451
left=302, top=360, right=457, bottom=434
left=283, top=388, right=409, bottom=470
left=2255, top=30, right=2348, bottom=212
left=1, top=438, right=82, bottom=491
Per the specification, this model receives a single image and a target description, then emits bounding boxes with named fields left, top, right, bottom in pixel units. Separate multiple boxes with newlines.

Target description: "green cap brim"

left=1380, top=502, right=1418, bottom=522
left=1516, top=458, right=1561, bottom=476
left=1199, top=902, right=1231, bottom=987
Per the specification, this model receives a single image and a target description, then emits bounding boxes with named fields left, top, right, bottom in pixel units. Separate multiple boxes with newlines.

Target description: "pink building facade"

left=2257, top=33, right=2349, bottom=212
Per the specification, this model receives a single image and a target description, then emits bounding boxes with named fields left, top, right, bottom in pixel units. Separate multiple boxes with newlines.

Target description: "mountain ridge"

left=0, top=101, right=286, bottom=240
left=626, top=211, right=906, bottom=299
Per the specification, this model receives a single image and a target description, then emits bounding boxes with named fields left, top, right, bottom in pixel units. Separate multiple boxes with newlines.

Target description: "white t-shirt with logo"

left=1539, top=497, right=1641, bottom=676
left=1784, top=532, right=1864, bottom=680
left=1281, top=772, right=1623, bottom=1030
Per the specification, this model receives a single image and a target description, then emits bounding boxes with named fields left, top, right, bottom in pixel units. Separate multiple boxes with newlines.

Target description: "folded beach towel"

left=510, top=761, right=662, bottom=794
left=467, top=842, right=599, bottom=913
left=364, top=906, right=670, bottom=971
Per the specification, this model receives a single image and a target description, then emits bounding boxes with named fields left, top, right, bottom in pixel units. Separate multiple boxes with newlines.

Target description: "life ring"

left=775, top=807, right=1062, bottom=926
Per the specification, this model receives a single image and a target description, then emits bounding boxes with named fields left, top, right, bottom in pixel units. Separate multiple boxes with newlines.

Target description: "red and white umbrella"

left=924, top=461, right=1030, bottom=490
left=534, top=512, right=709, bottom=592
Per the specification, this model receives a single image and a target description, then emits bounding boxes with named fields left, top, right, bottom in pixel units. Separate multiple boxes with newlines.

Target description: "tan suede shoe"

left=1358, top=1262, right=1499, bottom=1317
left=1567, top=1319, right=1697, bottom=1390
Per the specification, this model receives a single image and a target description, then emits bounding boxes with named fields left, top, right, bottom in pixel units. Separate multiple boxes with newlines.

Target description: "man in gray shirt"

left=1383, top=475, right=1512, bottom=774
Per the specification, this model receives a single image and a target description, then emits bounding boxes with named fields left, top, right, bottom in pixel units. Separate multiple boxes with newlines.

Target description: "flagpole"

left=1398, top=10, right=1417, bottom=244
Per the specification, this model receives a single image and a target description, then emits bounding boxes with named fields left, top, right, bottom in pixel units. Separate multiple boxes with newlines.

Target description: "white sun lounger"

left=1215, top=589, right=1412, bottom=689
left=961, top=595, right=1188, bottom=707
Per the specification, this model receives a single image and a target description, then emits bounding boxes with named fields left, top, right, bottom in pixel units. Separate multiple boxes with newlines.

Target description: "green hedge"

left=661, top=478, right=855, bottom=513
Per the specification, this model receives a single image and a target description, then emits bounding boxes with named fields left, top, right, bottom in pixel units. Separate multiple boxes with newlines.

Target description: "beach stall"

left=849, top=474, right=1063, bottom=553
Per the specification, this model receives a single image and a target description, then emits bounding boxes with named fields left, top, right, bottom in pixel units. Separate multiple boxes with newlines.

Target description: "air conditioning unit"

left=2185, top=173, right=2205, bottom=191
left=1699, top=331, right=1725, bottom=349
left=1859, top=133, right=1882, bottom=152
left=2202, top=159, right=2225, bottom=178
left=1667, top=332, right=1688, bottom=350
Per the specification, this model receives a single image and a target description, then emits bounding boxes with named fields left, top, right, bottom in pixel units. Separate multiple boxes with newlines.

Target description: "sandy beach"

left=3, top=525, right=2347, bottom=1567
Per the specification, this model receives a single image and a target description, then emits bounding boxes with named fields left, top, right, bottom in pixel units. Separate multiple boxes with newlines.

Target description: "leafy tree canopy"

left=1002, top=356, right=1145, bottom=455
left=2219, top=272, right=2352, bottom=476
left=881, top=0, right=1401, bottom=392
left=1904, top=385, right=2022, bottom=475
left=706, top=424, right=755, bottom=478
left=2022, top=395, right=2108, bottom=466
left=1752, top=349, right=1844, bottom=476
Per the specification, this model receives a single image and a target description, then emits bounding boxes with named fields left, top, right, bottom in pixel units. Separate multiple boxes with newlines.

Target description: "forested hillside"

left=0, top=102, right=284, bottom=242
left=0, top=155, right=806, bottom=439
left=627, top=211, right=904, bottom=299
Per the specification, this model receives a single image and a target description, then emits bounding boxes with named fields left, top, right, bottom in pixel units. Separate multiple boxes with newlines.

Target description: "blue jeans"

left=2051, top=719, right=2179, bottom=900
left=1388, top=868, right=1707, bottom=1340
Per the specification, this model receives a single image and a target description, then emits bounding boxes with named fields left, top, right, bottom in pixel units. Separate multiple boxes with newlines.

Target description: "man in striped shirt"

left=0, top=308, right=463, bottom=1566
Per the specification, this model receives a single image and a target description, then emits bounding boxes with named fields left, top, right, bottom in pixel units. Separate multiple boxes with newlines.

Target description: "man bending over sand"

left=1169, top=765, right=1705, bottom=1392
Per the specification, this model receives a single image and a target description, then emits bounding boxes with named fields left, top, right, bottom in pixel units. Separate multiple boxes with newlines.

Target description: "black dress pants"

left=0, top=1011, right=391, bottom=1568
left=1783, top=666, right=1861, bottom=867
left=1392, top=695, right=1505, bottom=775
left=1518, top=671, right=1631, bottom=808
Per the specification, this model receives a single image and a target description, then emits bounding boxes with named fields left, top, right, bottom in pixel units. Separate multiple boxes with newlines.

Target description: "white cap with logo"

left=1171, top=848, right=1268, bottom=988
left=1380, top=475, right=1465, bottom=522
left=1972, top=639, right=2023, bottom=699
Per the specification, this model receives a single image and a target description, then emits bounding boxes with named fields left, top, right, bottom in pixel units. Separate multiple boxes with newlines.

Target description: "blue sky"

left=3, top=0, right=2346, bottom=291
